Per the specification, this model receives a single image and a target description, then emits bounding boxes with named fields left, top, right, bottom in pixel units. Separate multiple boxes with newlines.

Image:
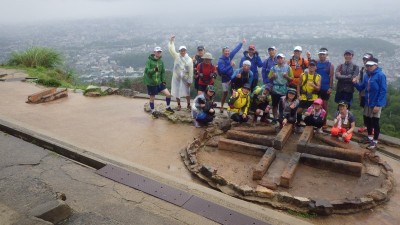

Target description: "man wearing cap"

left=331, top=101, right=356, bottom=143
left=268, top=53, right=293, bottom=122
left=288, top=46, right=309, bottom=89
left=227, top=83, right=251, bottom=123
left=261, top=46, right=278, bottom=85
left=217, top=38, right=246, bottom=113
left=192, top=46, right=205, bottom=93
left=296, top=59, right=321, bottom=126
left=356, top=53, right=374, bottom=133
left=239, top=44, right=263, bottom=91
left=144, top=46, right=174, bottom=118
left=334, top=50, right=359, bottom=109
left=250, top=84, right=272, bottom=123
left=314, top=48, right=334, bottom=129
left=353, top=57, right=387, bottom=150
left=191, top=85, right=217, bottom=128
left=231, top=60, right=253, bottom=91
left=304, top=98, right=326, bottom=133
left=196, top=52, right=217, bottom=95
left=168, top=35, right=194, bottom=111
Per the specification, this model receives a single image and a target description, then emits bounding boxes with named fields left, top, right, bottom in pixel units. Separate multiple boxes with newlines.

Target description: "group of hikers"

left=143, top=35, right=387, bottom=150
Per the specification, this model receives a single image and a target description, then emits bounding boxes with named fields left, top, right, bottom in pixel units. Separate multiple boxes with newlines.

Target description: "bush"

left=8, top=47, right=62, bottom=68
left=36, top=78, right=62, bottom=87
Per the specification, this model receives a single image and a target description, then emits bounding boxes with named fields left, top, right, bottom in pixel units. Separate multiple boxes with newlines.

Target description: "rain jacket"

left=354, top=67, right=387, bottom=107
left=227, top=88, right=250, bottom=115
left=239, top=51, right=263, bottom=80
left=217, top=42, right=243, bottom=83
left=143, top=54, right=165, bottom=86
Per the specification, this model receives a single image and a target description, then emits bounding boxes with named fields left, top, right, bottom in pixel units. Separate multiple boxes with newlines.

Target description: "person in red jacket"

left=196, top=52, right=217, bottom=95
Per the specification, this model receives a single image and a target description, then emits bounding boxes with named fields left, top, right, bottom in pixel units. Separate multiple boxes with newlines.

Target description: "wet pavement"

left=1, top=72, right=400, bottom=224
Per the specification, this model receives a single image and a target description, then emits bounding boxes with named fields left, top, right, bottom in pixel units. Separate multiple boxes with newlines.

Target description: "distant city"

left=1, top=14, right=399, bottom=87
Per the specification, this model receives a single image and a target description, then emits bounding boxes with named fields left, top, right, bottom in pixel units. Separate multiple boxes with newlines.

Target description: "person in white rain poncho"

left=168, top=35, right=194, bottom=111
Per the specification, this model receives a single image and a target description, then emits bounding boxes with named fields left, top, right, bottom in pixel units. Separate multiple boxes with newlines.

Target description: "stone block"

left=314, top=134, right=364, bottom=151
left=273, top=124, right=293, bottom=150
left=218, top=138, right=268, bottom=156
left=280, top=152, right=301, bottom=188
left=277, top=192, right=293, bottom=203
left=258, top=179, right=278, bottom=190
left=297, top=126, right=314, bottom=148
left=299, top=143, right=363, bottom=162
left=226, top=130, right=274, bottom=147
left=29, top=200, right=72, bottom=224
left=300, top=153, right=363, bottom=177
left=41, top=89, right=68, bottom=103
left=253, top=148, right=276, bottom=180
left=235, top=185, right=254, bottom=196
left=293, top=196, right=311, bottom=208
left=27, top=88, right=56, bottom=103
left=379, top=161, right=393, bottom=172
left=200, top=164, right=217, bottom=178
left=309, top=198, right=333, bottom=216
left=231, top=126, right=276, bottom=135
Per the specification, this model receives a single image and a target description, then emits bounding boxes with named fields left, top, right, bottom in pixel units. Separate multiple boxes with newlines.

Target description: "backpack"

left=290, top=57, right=307, bottom=71
left=300, top=72, right=318, bottom=95
left=199, top=62, right=215, bottom=84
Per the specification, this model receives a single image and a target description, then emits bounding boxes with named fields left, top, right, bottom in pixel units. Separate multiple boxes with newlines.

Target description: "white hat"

left=366, top=59, right=378, bottom=66
left=294, top=46, right=302, bottom=51
left=243, top=60, right=251, bottom=66
left=178, top=46, right=187, bottom=51
left=268, top=46, right=276, bottom=50
left=277, top=53, right=285, bottom=58
left=201, top=52, right=214, bottom=60
left=154, top=46, right=162, bottom=52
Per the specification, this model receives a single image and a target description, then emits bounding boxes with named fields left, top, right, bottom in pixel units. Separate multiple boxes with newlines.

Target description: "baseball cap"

left=294, top=46, right=302, bottom=51
left=313, top=98, right=323, bottom=105
left=318, top=48, right=328, bottom=54
left=248, top=45, right=255, bottom=50
left=338, top=100, right=348, bottom=108
left=276, top=53, right=285, bottom=58
left=344, top=50, right=354, bottom=55
left=243, top=60, right=251, bottom=66
left=268, top=46, right=276, bottom=50
left=154, top=46, right=162, bottom=52
left=363, top=53, right=373, bottom=60
left=309, top=59, right=317, bottom=66
left=178, top=46, right=187, bottom=51
left=366, top=58, right=378, bottom=66
left=287, top=88, right=297, bottom=95
left=242, top=83, right=251, bottom=90
left=197, top=45, right=204, bottom=50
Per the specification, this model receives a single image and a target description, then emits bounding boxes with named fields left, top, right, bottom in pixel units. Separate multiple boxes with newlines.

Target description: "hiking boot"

left=362, top=137, right=373, bottom=144
left=366, top=141, right=377, bottom=150
left=358, top=127, right=367, bottom=133
left=151, top=111, right=159, bottom=119
left=298, top=121, right=306, bottom=127
left=165, top=107, right=175, bottom=114
left=193, top=120, right=200, bottom=128
left=316, top=127, right=324, bottom=134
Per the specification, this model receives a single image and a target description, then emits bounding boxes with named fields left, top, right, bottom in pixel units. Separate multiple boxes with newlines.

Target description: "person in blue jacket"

left=239, top=44, right=263, bottom=91
left=353, top=58, right=387, bottom=150
left=231, top=60, right=253, bottom=91
left=217, top=38, right=246, bottom=113
left=261, top=46, right=278, bottom=85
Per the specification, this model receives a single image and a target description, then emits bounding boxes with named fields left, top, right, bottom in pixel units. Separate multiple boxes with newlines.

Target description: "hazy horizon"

left=1, top=0, right=399, bottom=25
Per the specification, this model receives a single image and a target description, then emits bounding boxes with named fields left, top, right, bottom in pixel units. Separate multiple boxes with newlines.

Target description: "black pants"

left=365, top=117, right=380, bottom=140
left=304, top=116, right=324, bottom=128
left=231, top=113, right=249, bottom=123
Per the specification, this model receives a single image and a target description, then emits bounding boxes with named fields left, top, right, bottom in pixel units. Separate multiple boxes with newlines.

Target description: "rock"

left=255, top=185, right=275, bottom=198
left=293, top=196, right=310, bottom=208
left=211, top=175, right=228, bottom=186
left=29, top=200, right=72, bottom=224
left=55, top=192, right=66, bottom=201
left=205, top=136, right=220, bottom=147
left=218, top=120, right=231, bottom=132
left=309, top=198, right=333, bottom=216
left=277, top=192, right=293, bottom=203
left=85, top=91, right=101, bottom=97
left=200, top=164, right=217, bottom=178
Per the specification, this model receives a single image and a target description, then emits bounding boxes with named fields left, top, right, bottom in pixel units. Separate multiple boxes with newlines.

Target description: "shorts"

left=335, top=91, right=353, bottom=106
left=271, top=93, right=284, bottom=107
left=147, top=83, right=166, bottom=96
left=318, top=89, right=330, bottom=101
left=298, top=100, right=313, bottom=109
left=222, top=82, right=230, bottom=92
left=250, top=102, right=268, bottom=112
left=198, top=84, right=208, bottom=92
left=363, top=106, right=382, bottom=118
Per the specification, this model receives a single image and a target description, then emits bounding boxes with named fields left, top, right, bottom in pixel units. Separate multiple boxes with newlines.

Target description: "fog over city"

left=1, top=0, right=399, bottom=25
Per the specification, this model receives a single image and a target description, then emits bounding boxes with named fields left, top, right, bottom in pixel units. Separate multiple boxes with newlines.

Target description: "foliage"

left=7, top=47, right=63, bottom=68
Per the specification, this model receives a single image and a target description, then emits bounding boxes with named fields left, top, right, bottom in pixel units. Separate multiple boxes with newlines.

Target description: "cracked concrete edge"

left=0, top=116, right=312, bottom=225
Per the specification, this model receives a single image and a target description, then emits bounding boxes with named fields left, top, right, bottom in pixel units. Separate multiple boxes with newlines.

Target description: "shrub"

left=8, top=47, right=62, bottom=68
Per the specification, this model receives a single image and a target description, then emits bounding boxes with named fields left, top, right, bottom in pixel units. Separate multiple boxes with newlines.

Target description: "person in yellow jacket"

left=296, top=60, right=321, bottom=126
left=227, top=83, right=251, bottom=123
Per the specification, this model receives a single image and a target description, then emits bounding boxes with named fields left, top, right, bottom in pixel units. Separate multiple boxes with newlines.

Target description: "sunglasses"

left=366, top=65, right=374, bottom=67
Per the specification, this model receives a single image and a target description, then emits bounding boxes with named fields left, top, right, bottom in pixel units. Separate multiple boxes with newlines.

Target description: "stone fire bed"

left=181, top=124, right=395, bottom=216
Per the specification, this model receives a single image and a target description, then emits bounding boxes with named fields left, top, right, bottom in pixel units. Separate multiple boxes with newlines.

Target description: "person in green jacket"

left=144, top=47, right=174, bottom=118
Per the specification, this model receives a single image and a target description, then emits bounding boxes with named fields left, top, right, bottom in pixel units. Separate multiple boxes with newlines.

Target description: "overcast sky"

left=1, top=0, right=398, bottom=25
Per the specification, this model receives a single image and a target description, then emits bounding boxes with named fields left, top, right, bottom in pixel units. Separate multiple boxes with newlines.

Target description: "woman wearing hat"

left=191, top=85, right=217, bottom=127
left=250, top=84, right=272, bottom=123
left=304, top=98, right=326, bottom=133
left=330, top=101, right=356, bottom=143
left=195, top=52, right=217, bottom=95
left=278, top=88, right=299, bottom=127
left=227, top=83, right=251, bottom=123
left=168, top=35, right=193, bottom=111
